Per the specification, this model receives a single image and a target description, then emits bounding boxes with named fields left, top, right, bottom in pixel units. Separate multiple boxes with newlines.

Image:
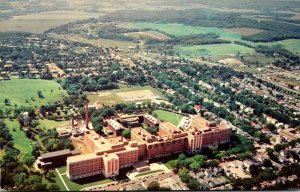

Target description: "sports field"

left=152, top=110, right=183, bottom=126
left=0, top=79, right=67, bottom=109
left=87, top=85, right=166, bottom=106
left=4, top=118, right=33, bottom=159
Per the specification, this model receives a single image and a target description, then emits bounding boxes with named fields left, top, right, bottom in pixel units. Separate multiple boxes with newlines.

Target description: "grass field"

left=38, top=119, right=69, bottom=129
left=129, top=22, right=242, bottom=39
left=0, top=11, right=100, bottom=33
left=152, top=110, right=183, bottom=126
left=51, top=33, right=137, bottom=48
left=135, top=169, right=164, bottom=177
left=0, top=79, right=67, bottom=109
left=254, top=39, right=300, bottom=55
left=176, top=44, right=255, bottom=58
left=87, top=85, right=166, bottom=106
left=4, top=118, right=33, bottom=159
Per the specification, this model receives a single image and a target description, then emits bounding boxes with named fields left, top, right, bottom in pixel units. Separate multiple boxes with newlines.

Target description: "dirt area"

left=116, top=90, right=160, bottom=102
left=226, top=28, right=264, bottom=36
left=218, top=58, right=245, bottom=67
left=47, top=63, right=65, bottom=75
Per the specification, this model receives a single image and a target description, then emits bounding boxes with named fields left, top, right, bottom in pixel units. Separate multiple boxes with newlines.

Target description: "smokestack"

left=85, top=99, right=89, bottom=129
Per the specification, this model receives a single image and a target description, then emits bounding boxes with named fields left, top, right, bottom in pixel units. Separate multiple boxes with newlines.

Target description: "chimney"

left=85, top=99, right=89, bottom=129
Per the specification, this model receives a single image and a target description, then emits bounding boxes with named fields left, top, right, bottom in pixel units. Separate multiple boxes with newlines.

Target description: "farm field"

left=4, top=118, right=33, bottom=159
left=0, top=79, right=67, bottom=109
left=152, top=110, right=183, bottom=126
left=38, top=119, right=69, bottom=130
left=176, top=44, right=255, bottom=58
left=87, top=85, right=166, bottom=106
left=0, top=11, right=100, bottom=33
left=50, top=33, right=137, bottom=48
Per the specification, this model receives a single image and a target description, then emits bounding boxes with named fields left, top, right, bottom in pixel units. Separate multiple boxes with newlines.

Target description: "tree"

left=187, top=179, right=200, bottom=190
left=189, top=161, right=201, bottom=172
left=147, top=181, right=160, bottom=191
left=146, top=126, right=158, bottom=135
left=122, top=129, right=131, bottom=139
left=23, top=154, right=36, bottom=167
left=4, top=98, right=10, bottom=106
left=263, top=159, right=272, bottom=167
left=178, top=167, right=191, bottom=183
left=37, top=90, right=44, bottom=99
left=249, top=164, right=260, bottom=176
left=14, top=172, right=27, bottom=187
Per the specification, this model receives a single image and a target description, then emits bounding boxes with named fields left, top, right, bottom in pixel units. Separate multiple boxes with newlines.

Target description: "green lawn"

left=0, top=79, right=67, bottom=109
left=135, top=169, right=164, bottom=177
left=87, top=85, right=166, bottom=106
left=43, top=169, right=67, bottom=191
left=60, top=174, right=112, bottom=191
left=39, top=119, right=69, bottom=129
left=176, top=44, right=255, bottom=58
left=153, top=110, right=183, bottom=126
left=4, top=118, right=33, bottom=159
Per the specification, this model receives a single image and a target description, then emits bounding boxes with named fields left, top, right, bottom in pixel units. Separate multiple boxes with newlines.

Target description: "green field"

left=255, top=39, right=300, bottom=55
left=176, top=44, right=255, bottom=58
left=130, top=22, right=241, bottom=40
left=39, top=119, right=69, bottom=129
left=4, top=118, right=33, bottom=159
left=135, top=169, right=164, bottom=177
left=153, top=110, right=183, bottom=126
left=87, top=85, right=167, bottom=106
left=0, top=79, right=67, bottom=109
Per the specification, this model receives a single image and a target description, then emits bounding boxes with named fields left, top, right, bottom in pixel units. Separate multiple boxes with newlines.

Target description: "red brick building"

left=66, top=115, right=231, bottom=180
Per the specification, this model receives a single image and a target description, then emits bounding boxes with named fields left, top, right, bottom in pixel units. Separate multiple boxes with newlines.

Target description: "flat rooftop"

left=41, top=149, right=80, bottom=159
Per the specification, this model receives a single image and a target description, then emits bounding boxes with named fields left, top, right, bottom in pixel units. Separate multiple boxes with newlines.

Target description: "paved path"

left=56, top=168, right=69, bottom=191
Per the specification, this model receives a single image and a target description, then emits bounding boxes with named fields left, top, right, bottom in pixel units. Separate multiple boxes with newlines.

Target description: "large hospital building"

left=66, top=114, right=231, bottom=180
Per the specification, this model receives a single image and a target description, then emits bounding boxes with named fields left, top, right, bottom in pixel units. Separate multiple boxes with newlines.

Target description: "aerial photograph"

left=0, top=0, right=300, bottom=191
